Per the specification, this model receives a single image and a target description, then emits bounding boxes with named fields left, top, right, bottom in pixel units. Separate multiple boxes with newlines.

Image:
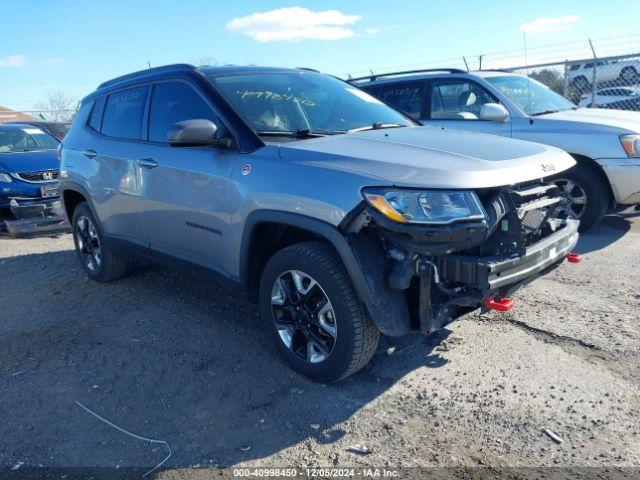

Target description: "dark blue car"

left=0, top=124, right=67, bottom=235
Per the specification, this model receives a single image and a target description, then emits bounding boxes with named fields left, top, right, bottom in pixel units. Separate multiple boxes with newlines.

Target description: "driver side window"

left=429, top=80, right=499, bottom=120
left=148, top=81, right=226, bottom=143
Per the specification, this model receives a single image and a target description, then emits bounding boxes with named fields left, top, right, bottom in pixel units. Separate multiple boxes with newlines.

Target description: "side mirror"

left=168, top=119, right=221, bottom=146
left=480, top=103, right=510, bottom=122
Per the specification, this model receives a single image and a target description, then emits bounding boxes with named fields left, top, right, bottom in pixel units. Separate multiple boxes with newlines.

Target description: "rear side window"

left=101, top=86, right=148, bottom=140
left=376, top=81, right=424, bottom=119
left=148, top=81, right=222, bottom=142
left=88, top=96, right=106, bottom=131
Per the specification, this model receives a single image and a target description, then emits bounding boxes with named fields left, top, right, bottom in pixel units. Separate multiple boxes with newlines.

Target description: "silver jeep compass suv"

left=60, top=64, right=580, bottom=382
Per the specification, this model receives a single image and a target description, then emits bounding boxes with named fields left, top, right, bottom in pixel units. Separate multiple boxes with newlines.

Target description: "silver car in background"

left=354, top=69, right=640, bottom=230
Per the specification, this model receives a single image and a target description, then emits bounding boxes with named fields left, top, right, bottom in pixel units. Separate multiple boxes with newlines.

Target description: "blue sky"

left=1, top=0, right=638, bottom=110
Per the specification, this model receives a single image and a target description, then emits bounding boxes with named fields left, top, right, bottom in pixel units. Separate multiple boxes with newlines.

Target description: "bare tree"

left=35, top=90, right=78, bottom=122
left=528, top=69, right=565, bottom=95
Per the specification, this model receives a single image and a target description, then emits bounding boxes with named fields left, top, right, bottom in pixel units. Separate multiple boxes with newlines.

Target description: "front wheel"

left=259, top=241, right=379, bottom=383
left=552, top=164, right=609, bottom=232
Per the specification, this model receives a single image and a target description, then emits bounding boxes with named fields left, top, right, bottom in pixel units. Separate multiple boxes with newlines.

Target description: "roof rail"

left=98, top=63, right=197, bottom=89
left=296, top=67, right=320, bottom=72
left=348, top=68, right=467, bottom=83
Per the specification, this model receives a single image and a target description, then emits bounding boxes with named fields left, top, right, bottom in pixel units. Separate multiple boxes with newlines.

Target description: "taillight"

left=57, top=143, right=62, bottom=162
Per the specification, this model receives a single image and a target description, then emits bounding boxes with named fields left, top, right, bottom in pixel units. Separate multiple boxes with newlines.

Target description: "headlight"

left=0, top=173, right=12, bottom=183
left=363, top=188, right=487, bottom=225
left=620, top=134, right=640, bottom=158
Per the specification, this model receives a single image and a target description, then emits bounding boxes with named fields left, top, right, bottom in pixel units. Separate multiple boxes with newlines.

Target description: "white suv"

left=578, top=87, right=640, bottom=109
left=569, top=59, right=640, bottom=90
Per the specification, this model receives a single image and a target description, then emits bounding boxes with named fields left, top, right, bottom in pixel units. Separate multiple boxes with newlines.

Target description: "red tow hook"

left=567, top=252, right=583, bottom=264
left=483, top=296, right=515, bottom=312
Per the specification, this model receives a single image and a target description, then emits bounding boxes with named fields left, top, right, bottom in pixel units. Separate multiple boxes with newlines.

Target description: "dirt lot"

left=1, top=211, right=639, bottom=478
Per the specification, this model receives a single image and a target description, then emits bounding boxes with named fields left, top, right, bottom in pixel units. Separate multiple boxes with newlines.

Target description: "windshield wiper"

left=530, top=109, right=560, bottom=117
left=347, top=122, right=406, bottom=133
left=256, top=128, right=333, bottom=139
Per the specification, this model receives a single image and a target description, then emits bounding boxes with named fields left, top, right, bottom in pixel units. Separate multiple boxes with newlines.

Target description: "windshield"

left=209, top=72, right=413, bottom=136
left=486, top=75, right=575, bottom=116
left=0, top=127, right=59, bottom=153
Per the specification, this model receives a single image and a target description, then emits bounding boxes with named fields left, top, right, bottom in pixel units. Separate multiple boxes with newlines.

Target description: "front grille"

left=508, top=182, right=564, bottom=239
left=477, top=181, right=566, bottom=257
left=15, top=170, right=59, bottom=183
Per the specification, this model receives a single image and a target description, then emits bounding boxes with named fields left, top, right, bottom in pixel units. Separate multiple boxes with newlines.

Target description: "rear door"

left=136, top=79, right=239, bottom=277
left=87, top=86, right=149, bottom=247
left=421, top=78, right=512, bottom=137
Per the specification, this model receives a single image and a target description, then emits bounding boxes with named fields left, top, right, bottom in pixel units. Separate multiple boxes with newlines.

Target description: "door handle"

left=136, top=157, right=158, bottom=169
left=82, top=149, right=97, bottom=158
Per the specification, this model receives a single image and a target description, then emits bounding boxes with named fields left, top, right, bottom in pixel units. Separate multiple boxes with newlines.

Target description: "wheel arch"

left=239, top=210, right=412, bottom=337
left=61, top=184, right=90, bottom=222
left=567, top=153, right=615, bottom=206
left=239, top=211, right=371, bottom=301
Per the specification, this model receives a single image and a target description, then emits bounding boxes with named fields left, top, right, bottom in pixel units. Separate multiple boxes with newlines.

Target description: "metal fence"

left=505, top=53, right=640, bottom=111
left=0, top=109, right=76, bottom=125
left=345, top=35, right=640, bottom=112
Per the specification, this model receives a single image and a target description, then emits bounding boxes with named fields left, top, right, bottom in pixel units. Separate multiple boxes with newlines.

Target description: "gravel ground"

left=0, top=211, right=639, bottom=478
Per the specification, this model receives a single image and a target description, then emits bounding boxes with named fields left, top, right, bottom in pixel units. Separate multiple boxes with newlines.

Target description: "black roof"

left=97, top=63, right=198, bottom=89
left=348, top=68, right=468, bottom=84
left=97, top=64, right=318, bottom=91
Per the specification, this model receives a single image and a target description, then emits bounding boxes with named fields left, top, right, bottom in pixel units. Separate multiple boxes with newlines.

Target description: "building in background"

left=0, top=106, right=39, bottom=124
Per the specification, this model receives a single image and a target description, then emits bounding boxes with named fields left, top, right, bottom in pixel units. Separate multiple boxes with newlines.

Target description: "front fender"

left=239, top=210, right=412, bottom=336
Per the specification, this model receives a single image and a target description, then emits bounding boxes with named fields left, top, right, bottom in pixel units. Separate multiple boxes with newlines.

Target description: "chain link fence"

left=477, top=36, right=640, bottom=111
left=345, top=35, right=640, bottom=112
left=0, top=109, right=76, bottom=125
left=506, top=53, right=640, bottom=111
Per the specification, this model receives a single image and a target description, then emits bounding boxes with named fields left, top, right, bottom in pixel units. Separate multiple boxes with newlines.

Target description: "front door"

left=421, top=78, right=512, bottom=137
left=136, top=80, right=239, bottom=277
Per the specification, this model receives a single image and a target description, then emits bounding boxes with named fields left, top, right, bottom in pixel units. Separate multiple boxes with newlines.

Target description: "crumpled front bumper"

left=412, top=218, right=580, bottom=333
left=438, top=218, right=580, bottom=293
left=1, top=198, right=69, bottom=237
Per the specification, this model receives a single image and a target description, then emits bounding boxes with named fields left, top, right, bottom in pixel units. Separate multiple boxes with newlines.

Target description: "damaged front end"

left=1, top=197, right=69, bottom=237
left=342, top=182, right=580, bottom=336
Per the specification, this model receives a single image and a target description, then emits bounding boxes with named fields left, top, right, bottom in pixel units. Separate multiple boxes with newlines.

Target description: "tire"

left=259, top=241, right=380, bottom=383
left=573, top=76, right=590, bottom=92
left=72, top=202, right=128, bottom=282
left=620, top=67, right=639, bottom=85
left=552, top=164, right=609, bottom=232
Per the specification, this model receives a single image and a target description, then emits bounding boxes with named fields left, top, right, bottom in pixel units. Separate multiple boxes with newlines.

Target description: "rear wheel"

left=573, top=75, right=590, bottom=92
left=259, top=241, right=379, bottom=383
left=552, top=164, right=609, bottom=232
left=72, top=203, right=128, bottom=282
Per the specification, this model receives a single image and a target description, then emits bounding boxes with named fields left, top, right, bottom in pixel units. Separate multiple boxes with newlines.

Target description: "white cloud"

left=0, top=54, right=27, bottom=67
left=365, top=27, right=381, bottom=35
left=226, top=6, right=361, bottom=43
left=520, top=15, right=580, bottom=33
